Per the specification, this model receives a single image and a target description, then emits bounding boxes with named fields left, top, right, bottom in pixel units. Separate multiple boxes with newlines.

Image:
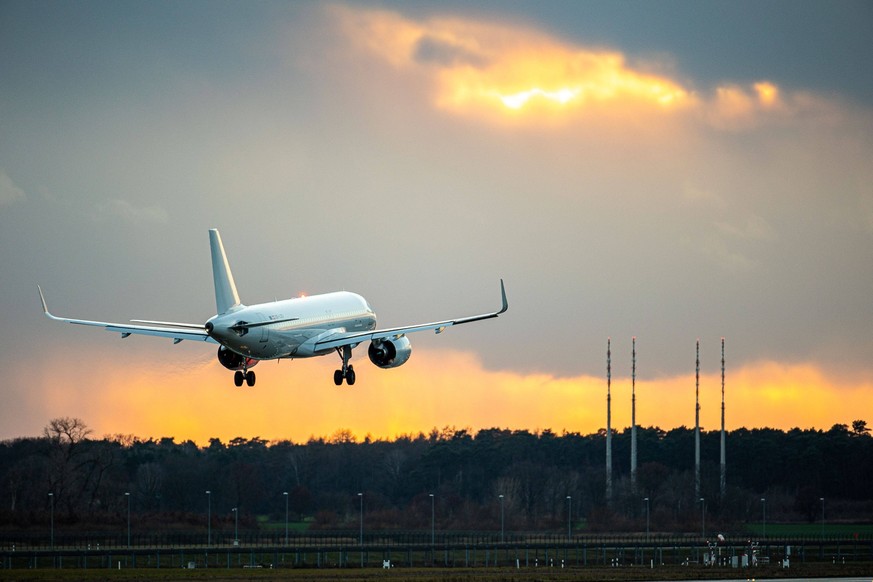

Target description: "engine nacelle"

left=368, top=336, right=412, bottom=369
left=217, top=346, right=258, bottom=371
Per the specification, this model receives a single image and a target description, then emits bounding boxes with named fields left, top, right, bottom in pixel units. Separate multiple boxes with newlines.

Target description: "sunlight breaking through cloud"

left=330, top=4, right=817, bottom=128
left=332, top=5, right=694, bottom=120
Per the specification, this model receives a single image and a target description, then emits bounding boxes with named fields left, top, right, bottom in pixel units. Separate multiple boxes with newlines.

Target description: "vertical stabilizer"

left=209, top=229, right=241, bottom=314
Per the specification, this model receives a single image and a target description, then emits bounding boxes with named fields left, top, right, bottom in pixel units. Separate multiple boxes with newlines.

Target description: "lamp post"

left=125, top=492, right=131, bottom=548
left=48, top=492, right=54, bottom=550
left=232, top=507, right=239, bottom=546
left=429, top=494, right=435, bottom=545
left=205, top=491, right=211, bottom=547
left=283, top=492, right=289, bottom=547
left=357, top=493, right=363, bottom=546
left=820, top=497, right=825, bottom=539
left=566, top=496, right=572, bottom=542
left=644, top=497, right=650, bottom=542
left=761, top=498, right=766, bottom=539
left=699, top=498, right=705, bottom=539
left=358, top=492, right=364, bottom=567
left=499, top=494, right=505, bottom=543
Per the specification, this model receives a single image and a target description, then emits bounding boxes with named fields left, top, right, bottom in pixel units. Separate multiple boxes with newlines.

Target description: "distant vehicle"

left=39, top=229, right=507, bottom=386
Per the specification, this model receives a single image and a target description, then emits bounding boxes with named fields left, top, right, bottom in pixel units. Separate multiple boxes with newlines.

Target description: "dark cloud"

left=413, top=35, right=488, bottom=68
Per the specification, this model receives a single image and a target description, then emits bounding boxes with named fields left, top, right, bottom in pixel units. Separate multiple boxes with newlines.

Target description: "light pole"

left=820, top=497, right=825, bottom=539
left=499, top=494, right=505, bottom=543
left=699, top=498, right=705, bottom=539
left=429, top=494, right=435, bottom=547
left=48, top=492, right=54, bottom=550
left=761, top=498, right=766, bottom=539
left=125, top=492, right=131, bottom=548
left=357, top=493, right=363, bottom=546
left=566, top=496, right=572, bottom=542
left=232, top=507, right=239, bottom=546
left=205, top=490, right=211, bottom=547
left=358, top=492, right=364, bottom=568
left=283, top=492, right=289, bottom=547
left=644, top=497, right=650, bottom=542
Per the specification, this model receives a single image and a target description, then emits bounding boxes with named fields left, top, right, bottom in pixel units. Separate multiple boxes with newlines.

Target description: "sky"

left=1, top=1, right=872, bottom=444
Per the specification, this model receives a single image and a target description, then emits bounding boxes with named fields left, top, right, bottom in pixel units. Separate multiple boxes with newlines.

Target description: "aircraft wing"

left=38, top=286, right=216, bottom=344
left=314, top=279, right=507, bottom=351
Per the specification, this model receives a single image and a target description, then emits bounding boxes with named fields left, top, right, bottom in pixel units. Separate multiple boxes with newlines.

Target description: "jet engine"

left=368, top=336, right=412, bottom=369
left=217, top=346, right=258, bottom=371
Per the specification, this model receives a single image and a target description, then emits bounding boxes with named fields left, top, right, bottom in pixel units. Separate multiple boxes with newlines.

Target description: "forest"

left=1, top=417, right=871, bottom=535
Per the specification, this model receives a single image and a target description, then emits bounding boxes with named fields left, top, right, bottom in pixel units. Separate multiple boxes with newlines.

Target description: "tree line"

left=1, top=417, right=871, bottom=534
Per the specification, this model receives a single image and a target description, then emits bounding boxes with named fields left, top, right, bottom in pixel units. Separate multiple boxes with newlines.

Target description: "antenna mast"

left=720, top=337, right=726, bottom=498
left=631, top=337, right=637, bottom=491
left=606, top=338, right=613, bottom=503
left=695, top=339, right=701, bottom=499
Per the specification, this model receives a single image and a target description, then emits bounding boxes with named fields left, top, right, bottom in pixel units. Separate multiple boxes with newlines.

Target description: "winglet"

left=209, top=229, right=242, bottom=315
left=37, top=285, right=63, bottom=322
left=449, top=279, right=508, bottom=327
left=37, top=285, right=48, bottom=313
left=497, top=278, right=508, bottom=315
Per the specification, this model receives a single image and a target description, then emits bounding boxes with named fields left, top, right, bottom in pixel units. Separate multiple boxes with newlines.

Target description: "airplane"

left=38, top=229, right=507, bottom=386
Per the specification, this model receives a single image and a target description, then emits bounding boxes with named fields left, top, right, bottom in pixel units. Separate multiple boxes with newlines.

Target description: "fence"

left=2, top=535, right=872, bottom=570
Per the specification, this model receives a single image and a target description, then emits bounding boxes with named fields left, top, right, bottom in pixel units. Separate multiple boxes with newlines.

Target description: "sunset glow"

left=335, top=6, right=694, bottom=120
left=328, top=4, right=819, bottom=131
left=23, top=349, right=873, bottom=445
left=498, top=87, right=581, bottom=110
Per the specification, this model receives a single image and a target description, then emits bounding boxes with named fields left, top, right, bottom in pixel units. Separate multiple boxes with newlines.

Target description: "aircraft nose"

left=205, top=321, right=214, bottom=333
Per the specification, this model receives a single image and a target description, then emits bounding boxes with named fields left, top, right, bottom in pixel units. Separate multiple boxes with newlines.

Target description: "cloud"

left=716, top=214, right=776, bottom=241
left=0, top=170, right=26, bottom=206
left=331, top=5, right=692, bottom=122
left=93, top=198, right=169, bottom=224
left=328, top=5, right=834, bottom=131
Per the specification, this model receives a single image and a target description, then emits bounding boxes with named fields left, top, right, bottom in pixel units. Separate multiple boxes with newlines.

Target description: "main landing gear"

left=334, top=345, right=356, bottom=386
left=234, top=369, right=256, bottom=387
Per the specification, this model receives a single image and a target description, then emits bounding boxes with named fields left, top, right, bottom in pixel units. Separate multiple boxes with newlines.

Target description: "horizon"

left=11, top=412, right=868, bottom=448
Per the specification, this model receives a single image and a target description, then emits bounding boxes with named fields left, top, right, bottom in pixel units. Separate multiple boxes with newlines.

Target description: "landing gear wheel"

left=245, top=370, right=256, bottom=387
left=234, top=371, right=244, bottom=387
left=334, top=345, right=357, bottom=386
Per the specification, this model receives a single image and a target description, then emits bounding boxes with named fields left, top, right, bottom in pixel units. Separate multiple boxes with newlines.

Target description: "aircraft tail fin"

left=209, top=229, right=241, bottom=314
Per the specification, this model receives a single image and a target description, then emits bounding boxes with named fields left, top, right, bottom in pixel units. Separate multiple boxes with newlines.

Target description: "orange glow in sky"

left=442, top=48, right=692, bottom=115
left=329, top=5, right=814, bottom=132
left=334, top=6, right=694, bottom=120
left=25, top=348, right=873, bottom=444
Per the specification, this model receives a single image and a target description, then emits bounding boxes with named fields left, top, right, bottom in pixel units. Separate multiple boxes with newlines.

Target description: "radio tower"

left=631, top=337, right=637, bottom=491
left=720, top=337, right=726, bottom=498
left=694, top=339, right=701, bottom=499
left=606, top=338, right=613, bottom=503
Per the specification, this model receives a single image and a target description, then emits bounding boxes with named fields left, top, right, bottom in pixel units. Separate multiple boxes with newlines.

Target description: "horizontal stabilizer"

left=229, top=317, right=299, bottom=333
left=131, top=319, right=207, bottom=330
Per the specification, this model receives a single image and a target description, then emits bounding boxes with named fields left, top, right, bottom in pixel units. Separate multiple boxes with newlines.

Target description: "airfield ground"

left=1, top=562, right=872, bottom=582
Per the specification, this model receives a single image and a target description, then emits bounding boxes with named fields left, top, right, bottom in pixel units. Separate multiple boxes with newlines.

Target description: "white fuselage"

left=206, top=292, right=377, bottom=360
